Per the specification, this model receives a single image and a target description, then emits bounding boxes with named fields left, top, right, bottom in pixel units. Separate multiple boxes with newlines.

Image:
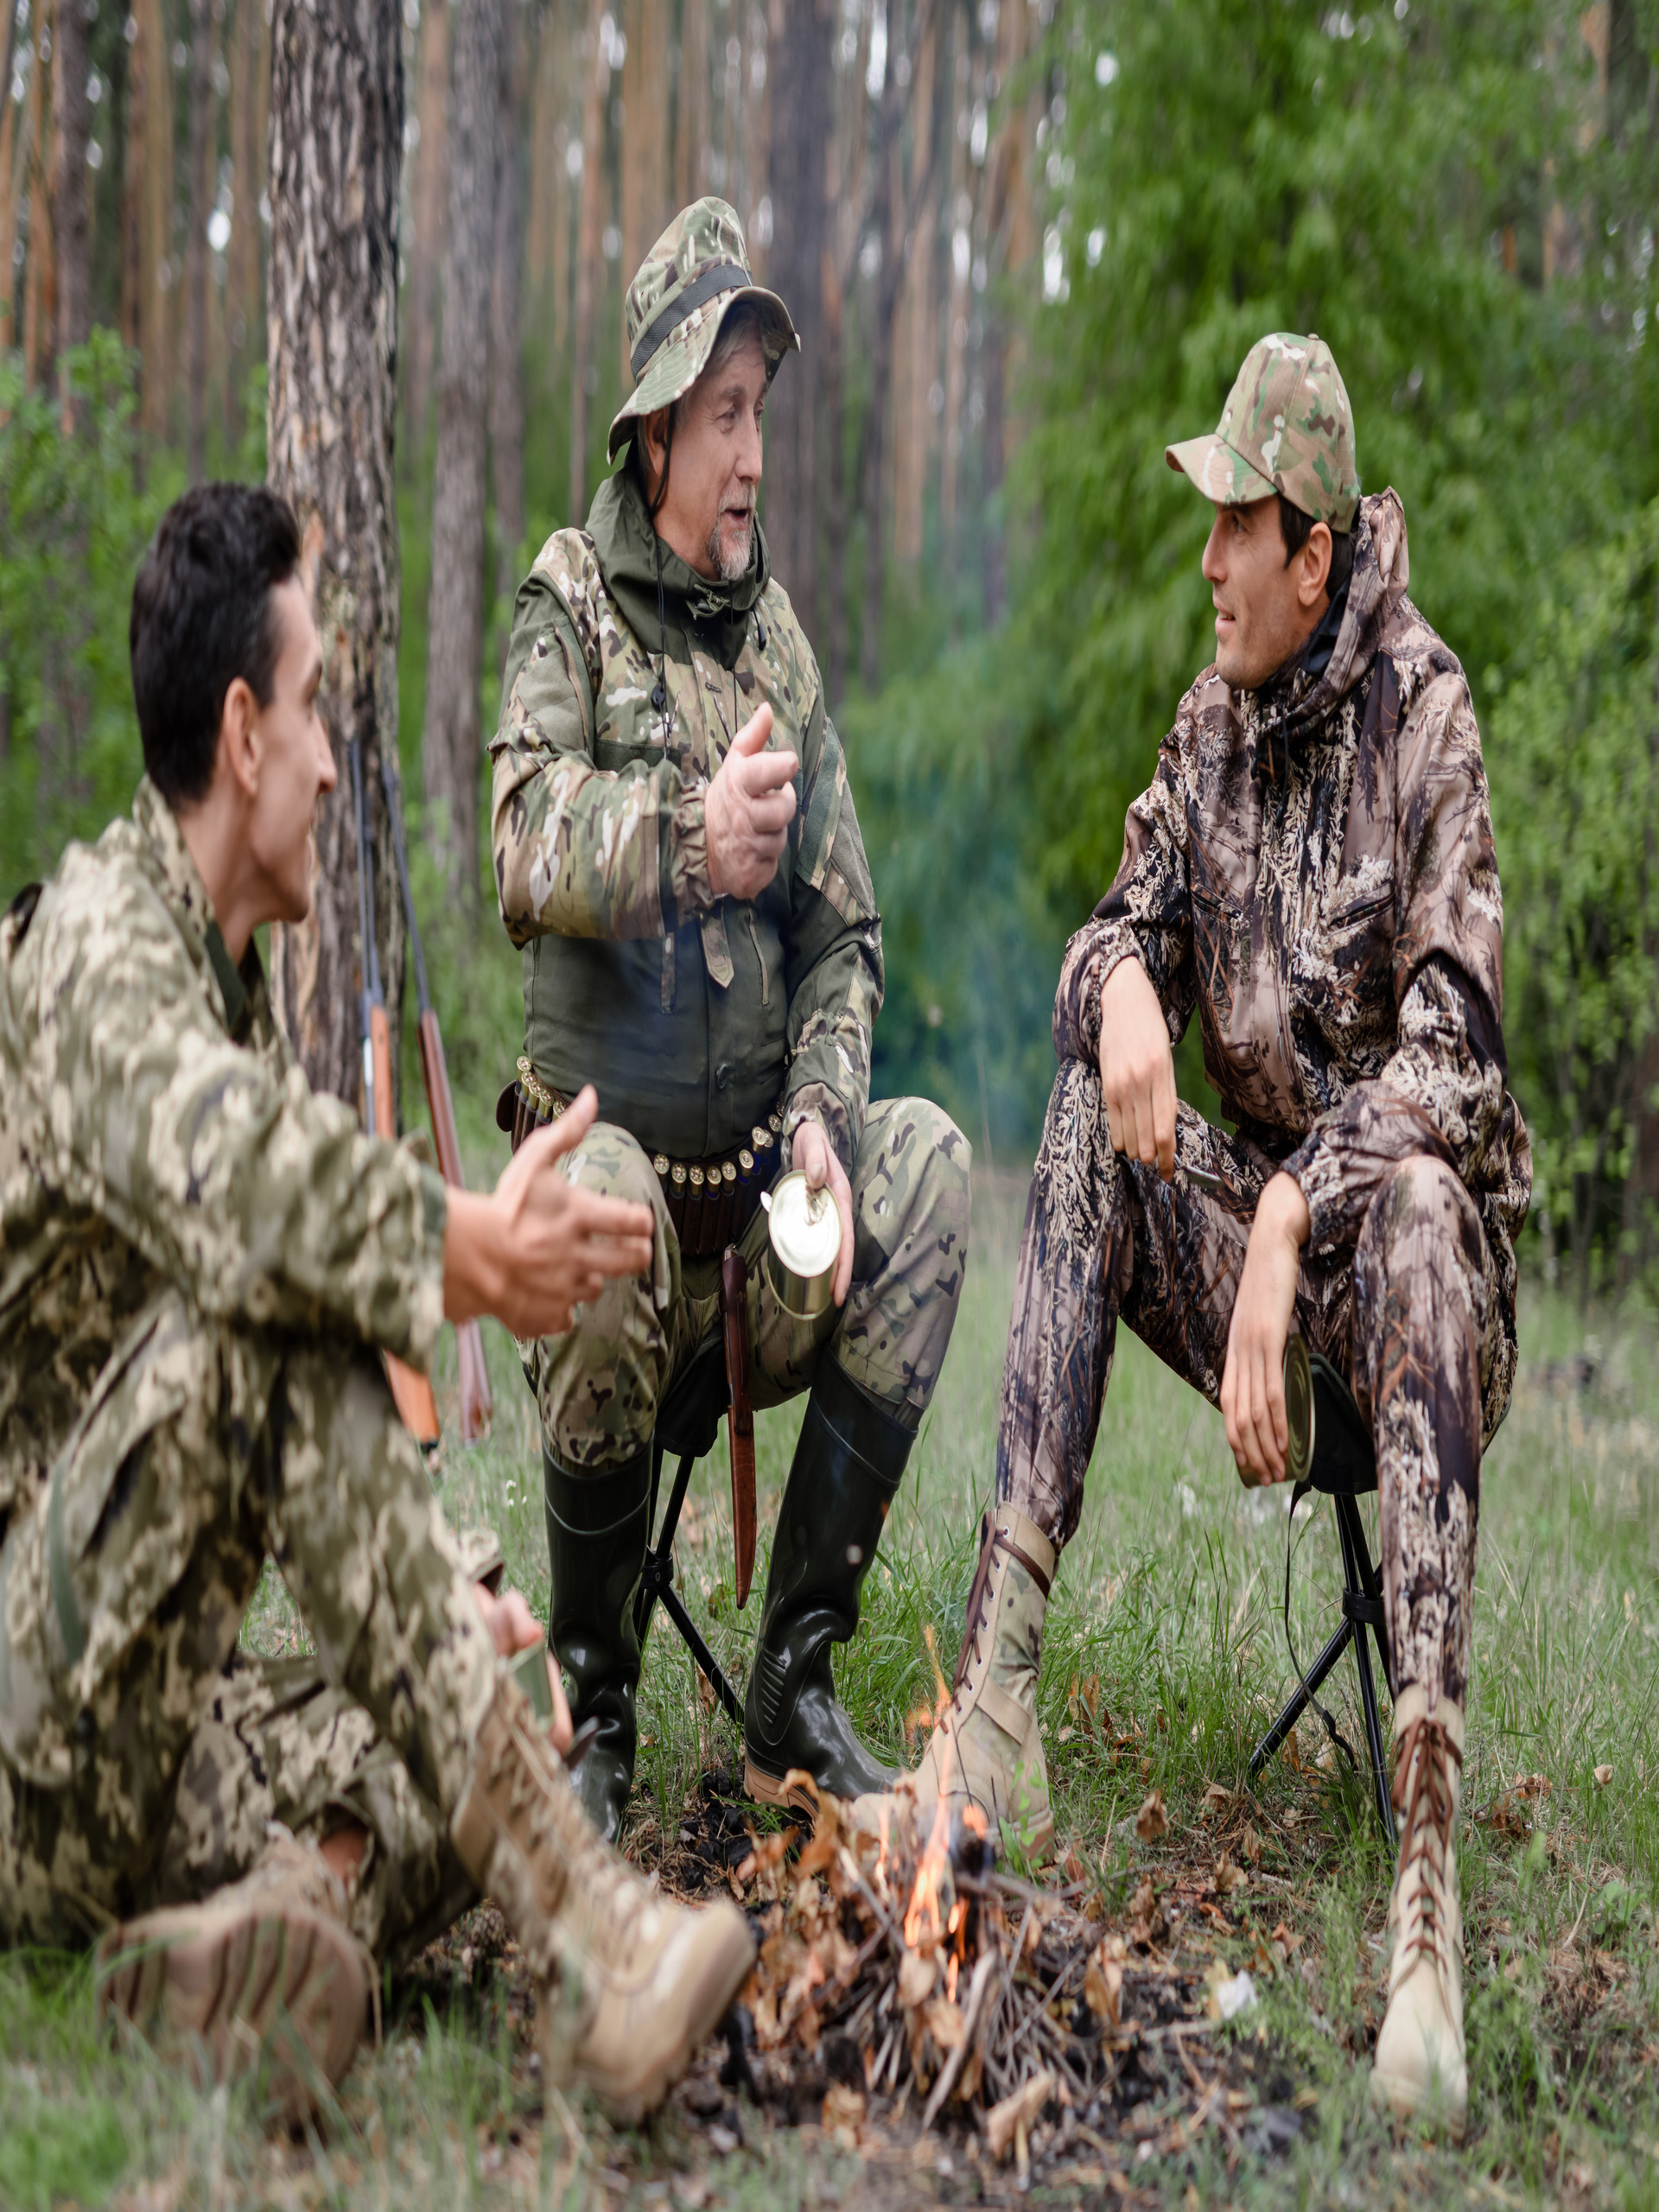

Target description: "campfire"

left=678, top=1699, right=1287, bottom=2183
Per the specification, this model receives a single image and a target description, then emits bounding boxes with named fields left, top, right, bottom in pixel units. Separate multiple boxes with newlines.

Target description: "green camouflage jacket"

left=0, top=779, right=448, bottom=1539
left=489, top=461, right=881, bottom=1171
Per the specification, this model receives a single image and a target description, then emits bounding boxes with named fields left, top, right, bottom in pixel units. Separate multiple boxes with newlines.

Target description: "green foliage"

left=1493, top=500, right=1659, bottom=1286
left=0, top=334, right=181, bottom=902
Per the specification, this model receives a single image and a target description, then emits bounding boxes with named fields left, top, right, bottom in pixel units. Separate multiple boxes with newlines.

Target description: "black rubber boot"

left=543, top=1442, right=652, bottom=1846
left=743, top=1359, right=911, bottom=1812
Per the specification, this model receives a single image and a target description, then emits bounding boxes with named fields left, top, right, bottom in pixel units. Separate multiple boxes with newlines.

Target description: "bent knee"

left=1371, top=1153, right=1483, bottom=1261
left=560, top=1120, right=664, bottom=1215
left=865, top=1097, right=973, bottom=1227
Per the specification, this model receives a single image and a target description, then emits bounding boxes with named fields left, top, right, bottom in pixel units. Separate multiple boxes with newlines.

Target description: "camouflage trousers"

left=0, top=1285, right=496, bottom=1962
left=524, top=1098, right=972, bottom=1468
left=999, top=1061, right=1500, bottom=1708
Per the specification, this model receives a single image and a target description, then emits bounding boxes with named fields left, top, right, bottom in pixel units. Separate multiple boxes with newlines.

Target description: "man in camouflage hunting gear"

left=866, top=334, right=1531, bottom=2139
left=490, top=198, right=970, bottom=1840
left=0, top=484, right=753, bottom=2117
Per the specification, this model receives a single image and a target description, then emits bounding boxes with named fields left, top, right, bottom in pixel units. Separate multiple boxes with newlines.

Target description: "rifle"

left=380, top=749, right=493, bottom=1444
left=349, top=736, right=442, bottom=1450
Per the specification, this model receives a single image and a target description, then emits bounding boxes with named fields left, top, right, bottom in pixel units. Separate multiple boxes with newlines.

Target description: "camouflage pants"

left=524, top=1097, right=972, bottom=1468
left=0, top=1286, right=496, bottom=1961
left=999, top=1061, right=1497, bottom=1707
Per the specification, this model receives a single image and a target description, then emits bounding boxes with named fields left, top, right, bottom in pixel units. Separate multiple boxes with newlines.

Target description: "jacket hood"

left=1244, top=487, right=1410, bottom=773
left=586, top=454, right=771, bottom=674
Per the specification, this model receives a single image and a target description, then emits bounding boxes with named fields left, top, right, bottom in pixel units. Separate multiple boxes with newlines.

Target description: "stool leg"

left=1336, top=1496, right=1397, bottom=1849
left=1249, top=1618, right=1355, bottom=1777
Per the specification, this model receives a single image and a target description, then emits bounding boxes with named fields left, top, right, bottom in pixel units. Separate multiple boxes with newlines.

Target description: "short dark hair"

left=130, top=482, right=302, bottom=807
left=1277, top=492, right=1355, bottom=604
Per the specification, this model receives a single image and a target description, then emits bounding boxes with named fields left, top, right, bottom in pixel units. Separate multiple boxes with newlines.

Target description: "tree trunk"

left=267, top=0, right=408, bottom=1107
left=421, top=0, right=502, bottom=901
left=50, top=0, right=89, bottom=370
left=675, top=0, right=707, bottom=208
left=761, top=0, right=831, bottom=630
left=119, top=0, right=143, bottom=352
left=135, top=0, right=173, bottom=435
left=568, top=0, right=604, bottom=522
left=22, top=0, right=54, bottom=391
left=620, top=0, right=669, bottom=337
left=227, top=0, right=267, bottom=442
left=186, top=0, right=213, bottom=478
left=0, top=0, right=33, bottom=348
left=404, top=0, right=448, bottom=452
left=490, top=0, right=524, bottom=579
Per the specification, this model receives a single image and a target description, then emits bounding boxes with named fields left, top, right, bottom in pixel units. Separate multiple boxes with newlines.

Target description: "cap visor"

left=1165, top=431, right=1277, bottom=507
left=608, top=284, right=801, bottom=461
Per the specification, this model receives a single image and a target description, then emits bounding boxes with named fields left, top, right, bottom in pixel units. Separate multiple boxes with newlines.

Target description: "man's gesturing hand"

left=1220, top=1172, right=1311, bottom=1486
left=791, top=1116, right=855, bottom=1306
left=443, top=1084, right=655, bottom=1341
left=706, top=703, right=798, bottom=902
left=1099, top=957, right=1178, bottom=1181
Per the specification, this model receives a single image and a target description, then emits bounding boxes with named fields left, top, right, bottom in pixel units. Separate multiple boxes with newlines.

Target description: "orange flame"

left=903, top=1787, right=952, bottom=1951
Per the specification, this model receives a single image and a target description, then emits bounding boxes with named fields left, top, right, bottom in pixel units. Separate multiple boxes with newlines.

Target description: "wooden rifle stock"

left=351, top=738, right=441, bottom=1451
left=721, top=1248, right=756, bottom=1608
left=381, top=749, right=492, bottom=1443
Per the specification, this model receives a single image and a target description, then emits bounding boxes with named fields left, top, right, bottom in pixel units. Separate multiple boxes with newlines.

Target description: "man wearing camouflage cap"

left=865, top=334, right=1530, bottom=2139
left=489, top=200, right=970, bottom=1842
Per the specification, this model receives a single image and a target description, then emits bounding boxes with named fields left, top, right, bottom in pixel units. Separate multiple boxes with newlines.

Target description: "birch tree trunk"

left=420, top=0, right=502, bottom=901
left=51, top=0, right=90, bottom=367
left=267, top=0, right=408, bottom=1106
left=762, top=0, right=831, bottom=630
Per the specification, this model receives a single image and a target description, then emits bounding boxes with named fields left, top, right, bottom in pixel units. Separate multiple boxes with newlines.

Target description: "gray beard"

left=707, top=512, right=754, bottom=584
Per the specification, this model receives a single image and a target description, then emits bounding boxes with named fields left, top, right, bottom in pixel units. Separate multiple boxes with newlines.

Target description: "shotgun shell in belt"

left=760, top=1168, right=842, bottom=1320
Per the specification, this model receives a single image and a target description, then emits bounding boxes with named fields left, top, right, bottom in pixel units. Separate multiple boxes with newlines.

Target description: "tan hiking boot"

left=450, top=1669, right=754, bottom=2123
left=855, top=1505, right=1056, bottom=1864
left=96, top=1833, right=369, bottom=2116
left=1370, top=1687, right=1467, bottom=2139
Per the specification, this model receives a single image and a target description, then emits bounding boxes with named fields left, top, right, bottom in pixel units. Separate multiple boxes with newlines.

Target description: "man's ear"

left=1300, top=522, right=1334, bottom=609
left=639, top=407, right=671, bottom=500
left=218, top=676, right=263, bottom=801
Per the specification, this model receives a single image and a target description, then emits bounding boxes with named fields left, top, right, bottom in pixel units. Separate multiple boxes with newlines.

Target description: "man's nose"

left=738, top=410, right=763, bottom=485
left=317, top=727, right=339, bottom=791
left=1200, top=512, right=1227, bottom=586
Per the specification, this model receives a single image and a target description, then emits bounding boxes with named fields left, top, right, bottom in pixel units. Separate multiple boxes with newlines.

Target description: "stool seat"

left=1249, top=1347, right=1395, bottom=1847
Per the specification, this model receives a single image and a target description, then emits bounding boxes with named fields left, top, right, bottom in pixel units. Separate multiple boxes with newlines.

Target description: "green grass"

left=7, top=1174, right=1659, bottom=2206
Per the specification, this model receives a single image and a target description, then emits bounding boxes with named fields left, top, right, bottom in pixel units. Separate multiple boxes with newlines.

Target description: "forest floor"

left=3, top=1175, right=1659, bottom=2210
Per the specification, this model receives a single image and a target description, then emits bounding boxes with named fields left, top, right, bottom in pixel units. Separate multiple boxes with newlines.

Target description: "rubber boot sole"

left=1368, top=2061, right=1467, bottom=2142
left=547, top=1900, right=756, bottom=2126
left=744, top=1754, right=835, bottom=1815
left=97, top=1900, right=367, bottom=2117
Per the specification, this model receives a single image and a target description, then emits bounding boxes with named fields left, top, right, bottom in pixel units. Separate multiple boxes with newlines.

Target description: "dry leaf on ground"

left=1136, top=1790, right=1168, bottom=1842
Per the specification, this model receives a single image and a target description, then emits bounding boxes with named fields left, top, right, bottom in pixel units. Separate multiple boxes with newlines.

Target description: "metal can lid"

left=766, top=1168, right=842, bottom=1278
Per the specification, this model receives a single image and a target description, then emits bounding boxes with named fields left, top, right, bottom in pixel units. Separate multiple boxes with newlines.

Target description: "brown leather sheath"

left=721, top=1247, right=757, bottom=1609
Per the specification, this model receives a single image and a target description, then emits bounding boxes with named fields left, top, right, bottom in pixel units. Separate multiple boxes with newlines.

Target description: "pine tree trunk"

left=267, top=0, right=408, bottom=1106
left=22, top=1, right=54, bottom=391
left=186, top=0, right=213, bottom=477
left=404, top=0, right=448, bottom=451
left=421, top=0, right=502, bottom=901
left=136, top=0, right=173, bottom=435
left=490, top=0, right=524, bottom=578
left=227, top=0, right=267, bottom=441
left=762, top=0, right=830, bottom=629
left=569, top=0, right=604, bottom=523
left=620, top=0, right=669, bottom=353
left=0, top=0, right=32, bottom=348
left=675, top=0, right=707, bottom=207
left=50, top=0, right=90, bottom=366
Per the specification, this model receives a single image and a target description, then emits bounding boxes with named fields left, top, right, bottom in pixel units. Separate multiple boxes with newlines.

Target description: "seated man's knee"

left=861, top=1099, right=973, bottom=1245
left=1367, top=1154, right=1484, bottom=1276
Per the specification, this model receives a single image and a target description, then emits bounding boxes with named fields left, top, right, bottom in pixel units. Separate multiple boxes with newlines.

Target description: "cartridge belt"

left=499, top=1057, right=782, bottom=1261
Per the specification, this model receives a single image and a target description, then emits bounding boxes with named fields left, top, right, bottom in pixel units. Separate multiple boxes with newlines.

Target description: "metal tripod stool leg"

left=632, top=1433, right=744, bottom=1728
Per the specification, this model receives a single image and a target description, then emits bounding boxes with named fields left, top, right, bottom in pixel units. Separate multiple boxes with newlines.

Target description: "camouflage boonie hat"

left=607, top=197, right=799, bottom=462
left=1166, top=332, right=1361, bottom=531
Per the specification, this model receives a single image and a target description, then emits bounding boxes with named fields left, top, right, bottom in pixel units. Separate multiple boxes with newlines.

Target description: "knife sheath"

left=720, top=1247, right=757, bottom=1608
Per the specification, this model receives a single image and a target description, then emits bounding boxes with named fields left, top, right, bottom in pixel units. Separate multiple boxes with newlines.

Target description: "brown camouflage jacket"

left=0, top=779, right=448, bottom=1539
left=488, top=463, right=881, bottom=1172
left=1057, top=490, right=1531, bottom=1432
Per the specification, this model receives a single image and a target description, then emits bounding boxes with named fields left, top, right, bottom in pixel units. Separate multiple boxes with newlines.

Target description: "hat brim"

left=1165, top=431, right=1279, bottom=508
left=607, top=284, right=800, bottom=462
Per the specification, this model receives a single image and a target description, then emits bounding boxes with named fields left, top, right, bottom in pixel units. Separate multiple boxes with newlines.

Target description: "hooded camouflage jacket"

left=1056, top=490, right=1531, bottom=1436
left=0, top=779, right=448, bottom=1540
left=488, top=461, right=880, bottom=1172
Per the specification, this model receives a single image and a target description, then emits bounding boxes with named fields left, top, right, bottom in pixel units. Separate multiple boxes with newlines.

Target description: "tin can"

left=1283, top=1335, right=1314, bottom=1487
left=761, top=1169, right=842, bottom=1320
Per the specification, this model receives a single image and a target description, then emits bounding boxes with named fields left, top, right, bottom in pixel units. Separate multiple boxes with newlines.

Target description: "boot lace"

left=1390, top=1715, right=1462, bottom=1982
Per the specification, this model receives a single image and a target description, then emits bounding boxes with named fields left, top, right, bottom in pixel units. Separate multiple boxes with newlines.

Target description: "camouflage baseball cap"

left=1166, top=332, right=1361, bottom=531
left=607, top=197, right=799, bottom=462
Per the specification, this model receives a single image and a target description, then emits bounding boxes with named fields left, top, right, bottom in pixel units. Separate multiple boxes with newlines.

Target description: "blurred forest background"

left=0, top=0, right=1655, bottom=1292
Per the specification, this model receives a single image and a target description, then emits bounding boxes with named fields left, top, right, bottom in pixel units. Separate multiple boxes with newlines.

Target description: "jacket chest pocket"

left=1192, top=887, right=1249, bottom=1031
left=1309, top=885, right=1395, bottom=1037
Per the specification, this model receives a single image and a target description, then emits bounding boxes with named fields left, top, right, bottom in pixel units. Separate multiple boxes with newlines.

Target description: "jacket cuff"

left=1056, top=921, right=1145, bottom=1064
left=783, top=1087, right=854, bottom=1179
left=665, top=785, right=715, bottom=922
left=404, top=1164, right=450, bottom=1369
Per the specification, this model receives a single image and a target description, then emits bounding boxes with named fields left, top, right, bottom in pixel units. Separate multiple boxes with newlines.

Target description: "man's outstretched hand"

left=443, top=1084, right=655, bottom=1341
left=1099, top=956, right=1178, bottom=1180
left=474, top=1582, right=574, bottom=1751
left=791, top=1116, right=855, bottom=1306
left=706, top=703, right=798, bottom=902
left=1220, top=1172, right=1311, bottom=1485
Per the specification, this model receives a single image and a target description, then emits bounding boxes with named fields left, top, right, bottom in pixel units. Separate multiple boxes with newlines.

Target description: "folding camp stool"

left=1248, top=1343, right=1396, bottom=1847
left=631, top=1335, right=747, bottom=1728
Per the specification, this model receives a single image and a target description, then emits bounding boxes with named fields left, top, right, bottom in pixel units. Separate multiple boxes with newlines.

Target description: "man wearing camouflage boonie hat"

left=488, top=199, right=971, bottom=1842
left=864, top=334, right=1530, bottom=2143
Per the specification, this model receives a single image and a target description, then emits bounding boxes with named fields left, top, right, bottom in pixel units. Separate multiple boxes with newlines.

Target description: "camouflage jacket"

left=1056, top=491, right=1531, bottom=1436
left=488, top=461, right=881, bottom=1171
left=0, top=779, right=448, bottom=1540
